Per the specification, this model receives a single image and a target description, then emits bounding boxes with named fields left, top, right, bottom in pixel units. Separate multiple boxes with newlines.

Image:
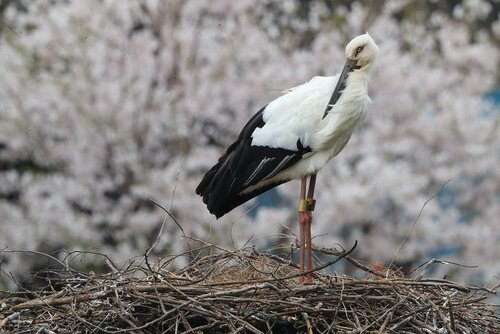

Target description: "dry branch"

left=0, top=245, right=498, bottom=333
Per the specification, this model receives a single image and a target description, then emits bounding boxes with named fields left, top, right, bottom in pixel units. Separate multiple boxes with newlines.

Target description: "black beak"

left=322, top=58, right=358, bottom=119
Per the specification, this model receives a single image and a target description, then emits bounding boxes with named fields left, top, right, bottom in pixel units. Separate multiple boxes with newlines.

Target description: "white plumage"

left=247, top=73, right=370, bottom=193
left=197, top=33, right=378, bottom=219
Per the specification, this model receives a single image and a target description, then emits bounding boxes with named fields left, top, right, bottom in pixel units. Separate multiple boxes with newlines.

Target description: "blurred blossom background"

left=0, top=0, right=498, bottom=290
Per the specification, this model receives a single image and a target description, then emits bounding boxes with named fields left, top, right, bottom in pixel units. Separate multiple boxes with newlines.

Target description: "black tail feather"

left=197, top=157, right=286, bottom=218
left=195, top=162, right=221, bottom=196
left=196, top=105, right=307, bottom=218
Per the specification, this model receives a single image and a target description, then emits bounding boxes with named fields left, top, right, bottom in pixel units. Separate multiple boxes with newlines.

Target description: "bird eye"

left=355, top=46, right=364, bottom=55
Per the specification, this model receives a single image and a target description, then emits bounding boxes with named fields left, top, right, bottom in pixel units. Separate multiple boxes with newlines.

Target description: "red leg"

left=299, top=212, right=306, bottom=284
left=298, top=176, right=307, bottom=283
left=304, top=211, right=313, bottom=281
left=305, top=174, right=317, bottom=282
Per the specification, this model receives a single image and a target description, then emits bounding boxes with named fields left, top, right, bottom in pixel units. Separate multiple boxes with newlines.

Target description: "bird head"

left=322, top=34, right=378, bottom=118
left=345, top=33, right=378, bottom=71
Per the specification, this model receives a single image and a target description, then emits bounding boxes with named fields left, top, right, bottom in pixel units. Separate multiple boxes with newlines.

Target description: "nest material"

left=0, top=244, right=498, bottom=333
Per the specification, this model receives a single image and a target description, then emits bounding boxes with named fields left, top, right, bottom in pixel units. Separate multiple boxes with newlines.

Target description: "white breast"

left=247, top=72, right=369, bottom=187
left=313, top=72, right=369, bottom=151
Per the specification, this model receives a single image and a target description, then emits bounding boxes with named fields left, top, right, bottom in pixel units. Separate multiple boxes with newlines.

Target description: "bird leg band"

left=298, top=199, right=316, bottom=212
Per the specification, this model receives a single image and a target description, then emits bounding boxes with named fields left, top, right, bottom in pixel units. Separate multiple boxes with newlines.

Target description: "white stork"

left=196, top=33, right=378, bottom=282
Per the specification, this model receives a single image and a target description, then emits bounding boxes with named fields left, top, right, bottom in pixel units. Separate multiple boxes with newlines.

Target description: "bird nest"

left=0, top=242, right=498, bottom=333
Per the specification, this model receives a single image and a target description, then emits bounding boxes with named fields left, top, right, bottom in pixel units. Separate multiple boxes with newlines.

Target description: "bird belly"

left=279, top=150, right=332, bottom=176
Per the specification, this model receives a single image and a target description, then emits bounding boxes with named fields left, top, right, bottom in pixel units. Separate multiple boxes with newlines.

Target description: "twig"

left=314, top=244, right=385, bottom=278
left=377, top=310, right=393, bottom=333
left=428, top=298, right=455, bottom=334
left=0, top=311, right=21, bottom=329
left=303, top=312, right=313, bottom=334
left=389, top=180, right=450, bottom=269
left=446, top=295, right=456, bottom=332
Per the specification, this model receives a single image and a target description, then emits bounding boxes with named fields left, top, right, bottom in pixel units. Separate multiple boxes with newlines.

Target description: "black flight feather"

left=196, top=106, right=311, bottom=218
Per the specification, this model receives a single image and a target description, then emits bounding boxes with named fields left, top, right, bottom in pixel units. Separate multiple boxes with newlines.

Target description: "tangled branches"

left=0, top=243, right=498, bottom=333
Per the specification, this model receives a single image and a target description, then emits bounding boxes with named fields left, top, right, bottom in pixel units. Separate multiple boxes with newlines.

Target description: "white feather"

left=242, top=72, right=371, bottom=195
left=242, top=33, right=378, bottom=195
left=251, top=76, right=337, bottom=150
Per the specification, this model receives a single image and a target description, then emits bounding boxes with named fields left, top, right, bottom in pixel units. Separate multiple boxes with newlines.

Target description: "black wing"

left=196, top=106, right=311, bottom=218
